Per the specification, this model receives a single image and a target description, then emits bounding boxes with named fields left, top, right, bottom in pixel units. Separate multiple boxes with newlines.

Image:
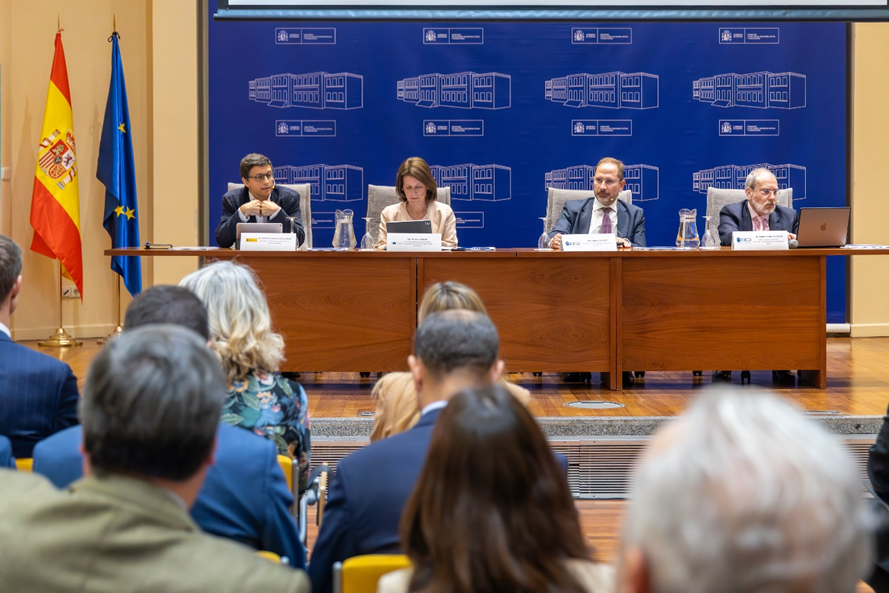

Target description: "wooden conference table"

left=107, top=246, right=885, bottom=390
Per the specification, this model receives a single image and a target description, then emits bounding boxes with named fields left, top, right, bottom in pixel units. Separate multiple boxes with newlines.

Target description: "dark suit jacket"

left=32, top=423, right=306, bottom=568
left=548, top=198, right=647, bottom=247
left=0, top=436, right=14, bottom=469
left=718, top=199, right=800, bottom=246
left=215, top=186, right=305, bottom=248
left=308, top=407, right=570, bottom=593
left=0, top=333, right=79, bottom=458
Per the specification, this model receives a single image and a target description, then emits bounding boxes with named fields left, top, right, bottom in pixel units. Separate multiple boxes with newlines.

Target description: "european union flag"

left=97, top=32, right=141, bottom=296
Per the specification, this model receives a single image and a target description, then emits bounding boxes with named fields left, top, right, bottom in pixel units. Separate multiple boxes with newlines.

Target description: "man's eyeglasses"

left=594, top=177, right=619, bottom=187
left=248, top=173, right=274, bottom=183
left=758, top=188, right=779, bottom=197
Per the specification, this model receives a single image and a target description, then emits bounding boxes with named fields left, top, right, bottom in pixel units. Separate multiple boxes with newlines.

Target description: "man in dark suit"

left=866, top=401, right=889, bottom=591
left=215, top=153, right=305, bottom=248
left=31, top=285, right=305, bottom=567
left=548, top=157, right=647, bottom=249
left=0, top=235, right=78, bottom=459
left=0, top=325, right=310, bottom=591
left=0, top=435, right=15, bottom=469
left=309, top=311, right=504, bottom=593
left=717, top=167, right=799, bottom=246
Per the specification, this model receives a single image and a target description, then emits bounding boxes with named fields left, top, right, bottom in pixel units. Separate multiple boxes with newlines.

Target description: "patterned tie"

left=601, top=207, right=613, bottom=234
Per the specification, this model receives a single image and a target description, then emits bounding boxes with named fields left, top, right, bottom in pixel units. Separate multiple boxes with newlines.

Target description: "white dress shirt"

left=589, top=200, right=618, bottom=235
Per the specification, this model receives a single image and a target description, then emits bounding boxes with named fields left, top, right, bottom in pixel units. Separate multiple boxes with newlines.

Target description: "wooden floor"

left=28, top=335, right=883, bottom=591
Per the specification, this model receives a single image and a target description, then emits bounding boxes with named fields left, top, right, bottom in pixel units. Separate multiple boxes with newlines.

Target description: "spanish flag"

left=30, top=31, right=83, bottom=298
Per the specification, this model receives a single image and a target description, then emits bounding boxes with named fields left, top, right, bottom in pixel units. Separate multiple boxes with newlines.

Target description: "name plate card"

left=240, top=233, right=297, bottom=251
left=562, top=234, right=617, bottom=252
left=731, top=231, right=789, bottom=251
left=387, top=233, right=443, bottom=252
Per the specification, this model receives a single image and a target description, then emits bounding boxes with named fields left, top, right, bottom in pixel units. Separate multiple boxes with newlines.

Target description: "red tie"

left=601, top=208, right=613, bottom=234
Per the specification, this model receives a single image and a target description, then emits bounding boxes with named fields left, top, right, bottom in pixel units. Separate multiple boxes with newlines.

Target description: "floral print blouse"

left=222, top=370, right=311, bottom=491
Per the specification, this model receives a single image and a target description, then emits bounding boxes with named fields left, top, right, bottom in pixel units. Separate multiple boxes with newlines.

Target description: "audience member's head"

left=400, top=383, right=590, bottom=592
left=81, top=325, right=225, bottom=496
left=0, top=234, right=23, bottom=312
left=124, top=285, right=209, bottom=340
left=618, top=389, right=872, bottom=593
left=409, top=310, right=502, bottom=404
left=179, top=261, right=284, bottom=384
left=417, top=281, right=487, bottom=323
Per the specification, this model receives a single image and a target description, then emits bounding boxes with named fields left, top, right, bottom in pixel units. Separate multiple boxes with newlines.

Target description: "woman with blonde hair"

left=180, top=261, right=310, bottom=490
left=377, top=384, right=612, bottom=593
left=370, top=281, right=529, bottom=441
left=375, top=157, right=458, bottom=249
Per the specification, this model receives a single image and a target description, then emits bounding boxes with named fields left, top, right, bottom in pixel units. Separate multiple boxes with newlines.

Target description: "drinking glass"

left=360, top=217, right=375, bottom=250
left=536, top=216, right=550, bottom=250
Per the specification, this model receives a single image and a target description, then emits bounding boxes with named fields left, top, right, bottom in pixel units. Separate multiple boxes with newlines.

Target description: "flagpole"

left=97, top=274, right=123, bottom=345
left=38, top=261, right=82, bottom=348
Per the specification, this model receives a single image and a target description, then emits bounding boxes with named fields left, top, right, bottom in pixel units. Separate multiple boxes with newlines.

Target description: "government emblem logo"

left=37, top=129, right=77, bottom=189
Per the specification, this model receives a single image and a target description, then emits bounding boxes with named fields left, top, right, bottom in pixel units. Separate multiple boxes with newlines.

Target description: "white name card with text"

left=731, top=231, right=789, bottom=251
left=387, top=233, right=443, bottom=252
left=240, top=233, right=297, bottom=251
left=562, top=234, right=618, bottom=252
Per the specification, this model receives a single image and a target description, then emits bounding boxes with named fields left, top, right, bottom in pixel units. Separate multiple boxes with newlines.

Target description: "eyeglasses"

left=248, top=173, right=274, bottom=183
left=758, top=188, right=779, bottom=196
left=594, top=177, right=619, bottom=187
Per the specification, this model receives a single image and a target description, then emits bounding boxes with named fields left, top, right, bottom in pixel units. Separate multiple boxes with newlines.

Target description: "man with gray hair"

left=717, top=167, right=799, bottom=246
left=0, top=325, right=310, bottom=592
left=617, top=389, right=872, bottom=593
left=309, top=310, right=503, bottom=593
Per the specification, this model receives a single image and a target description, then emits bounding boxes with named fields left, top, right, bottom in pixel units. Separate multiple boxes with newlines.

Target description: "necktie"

left=601, top=207, right=613, bottom=234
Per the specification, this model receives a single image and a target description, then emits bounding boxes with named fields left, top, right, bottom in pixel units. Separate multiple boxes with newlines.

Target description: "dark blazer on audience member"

left=215, top=185, right=305, bottom=248
left=32, top=423, right=306, bottom=568
left=308, top=407, right=569, bottom=593
left=867, top=404, right=889, bottom=589
left=717, top=199, right=799, bottom=246
left=0, top=436, right=15, bottom=469
left=547, top=197, right=647, bottom=247
left=0, top=332, right=79, bottom=459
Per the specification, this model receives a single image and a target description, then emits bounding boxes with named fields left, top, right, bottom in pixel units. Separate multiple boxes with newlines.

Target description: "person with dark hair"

left=0, top=234, right=79, bottom=458
left=215, top=152, right=305, bottom=248
left=33, top=284, right=306, bottom=567
left=548, top=157, right=646, bottom=249
left=379, top=383, right=613, bottom=593
left=309, top=310, right=503, bottom=593
left=0, top=325, right=310, bottom=591
left=375, top=157, right=457, bottom=249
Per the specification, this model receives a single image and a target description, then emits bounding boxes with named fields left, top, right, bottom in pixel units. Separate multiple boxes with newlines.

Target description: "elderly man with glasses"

left=717, top=167, right=799, bottom=246
left=215, top=152, right=305, bottom=248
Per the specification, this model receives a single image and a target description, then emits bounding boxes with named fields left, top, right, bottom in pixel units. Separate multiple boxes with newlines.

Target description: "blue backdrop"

left=208, top=15, right=848, bottom=322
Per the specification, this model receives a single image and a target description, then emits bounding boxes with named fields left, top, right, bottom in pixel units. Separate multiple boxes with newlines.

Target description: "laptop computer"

left=235, top=222, right=283, bottom=249
left=795, top=207, right=850, bottom=248
left=386, top=220, right=432, bottom=234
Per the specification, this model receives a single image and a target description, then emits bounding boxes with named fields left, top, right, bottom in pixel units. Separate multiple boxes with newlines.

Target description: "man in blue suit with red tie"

left=0, top=235, right=78, bottom=459
left=309, top=311, right=504, bottom=593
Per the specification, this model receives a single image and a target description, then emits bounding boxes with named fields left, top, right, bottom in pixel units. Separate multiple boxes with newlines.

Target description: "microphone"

left=788, top=239, right=798, bottom=249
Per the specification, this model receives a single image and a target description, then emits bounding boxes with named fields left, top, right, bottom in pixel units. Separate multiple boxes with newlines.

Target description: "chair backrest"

left=365, top=185, right=451, bottom=244
left=544, top=187, right=632, bottom=235
left=15, top=458, right=33, bottom=472
left=705, top=186, right=793, bottom=238
left=228, top=182, right=313, bottom=249
left=333, top=554, right=412, bottom=593
left=277, top=454, right=295, bottom=494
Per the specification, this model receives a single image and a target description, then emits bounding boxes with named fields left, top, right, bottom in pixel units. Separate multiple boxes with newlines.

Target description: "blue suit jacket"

left=0, top=333, right=79, bottom=459
left=215, top=185, right=305, bottom=248
left=718, top=199, right=800, bottom=246
left=0, top=436, right=15, bottom=469
left=32, top=423, right=306, bottom=568
left=548, top=197, right=647, bottom=247
left=308, top=408, right=569, bottom=593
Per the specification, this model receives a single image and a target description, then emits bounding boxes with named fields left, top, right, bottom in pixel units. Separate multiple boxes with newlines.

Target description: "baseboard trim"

left=850, top=323, right=889, bottom=338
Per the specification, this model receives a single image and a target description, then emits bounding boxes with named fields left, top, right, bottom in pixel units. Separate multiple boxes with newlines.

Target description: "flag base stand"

left=38, top=327, right=82, bottom=348
left=96, top=325, right=122, bottom=345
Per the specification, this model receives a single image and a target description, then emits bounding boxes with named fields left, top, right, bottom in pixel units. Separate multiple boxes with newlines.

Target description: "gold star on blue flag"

left=97, top=32, right=141, bottom=296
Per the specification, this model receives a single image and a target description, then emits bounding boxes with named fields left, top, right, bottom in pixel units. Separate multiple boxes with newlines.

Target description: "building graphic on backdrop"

left=397, top=72, right=511, bottom=109
left=545, top=164, right=660, bottom=202
left=429, top=164, right=512, bottom=201
left=693, top=163, right=806, bottom=199
left=545, top=72, right=659, bottom=109
left=273, top=164, right=364, bottom=202
left=248, top=72, right=363, bottom=109
left=692, top=72, right=806, bottom=109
